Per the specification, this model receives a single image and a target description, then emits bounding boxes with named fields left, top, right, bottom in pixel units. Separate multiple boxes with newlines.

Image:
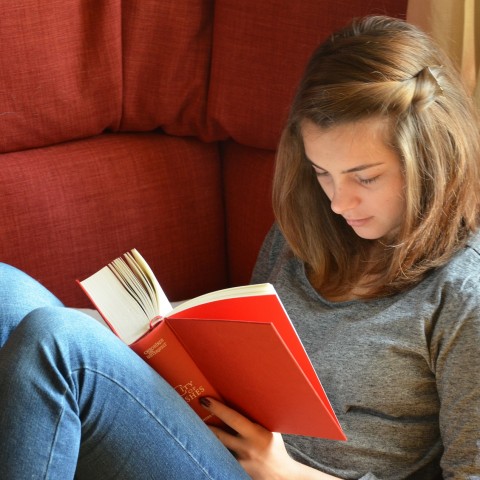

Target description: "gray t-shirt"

left=251, top=224, right=480, bottom=480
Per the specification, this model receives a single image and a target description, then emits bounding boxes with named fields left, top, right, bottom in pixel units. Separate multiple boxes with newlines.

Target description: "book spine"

left=129, top=321, right=223, bottom=426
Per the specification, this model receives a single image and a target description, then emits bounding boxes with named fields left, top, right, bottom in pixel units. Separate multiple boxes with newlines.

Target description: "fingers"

left=208, top=424, right=243, bottom=453
left=200, top=397, right=262, bottom=438
left=201, top=398, right=301, bottom=479
left=201, top=397, right=273, bottom=462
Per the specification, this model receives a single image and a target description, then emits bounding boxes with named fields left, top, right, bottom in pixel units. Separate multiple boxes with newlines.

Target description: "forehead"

left=301, top=118, right=398, bottom=167
left=301, top=117, right=392, bottom=144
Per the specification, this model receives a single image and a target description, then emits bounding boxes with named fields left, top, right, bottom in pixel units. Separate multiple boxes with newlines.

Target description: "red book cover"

left=166, top=295, right=344, bottom=439
left=78, top=249, right=346, bottom=440
left=130, top=321, right=223, bottom=426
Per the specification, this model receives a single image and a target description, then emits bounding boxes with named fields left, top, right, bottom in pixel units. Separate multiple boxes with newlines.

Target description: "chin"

left=351, top=228, right=384, bottom=241
left=352, top=224, right=400, bottom=242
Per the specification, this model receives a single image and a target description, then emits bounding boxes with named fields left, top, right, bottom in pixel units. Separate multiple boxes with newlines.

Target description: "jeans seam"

left=45, top=398, right=68, bottom=479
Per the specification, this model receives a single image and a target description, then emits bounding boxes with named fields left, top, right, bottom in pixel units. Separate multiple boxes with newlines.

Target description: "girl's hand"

left=200, top=397, right=340, bottom=480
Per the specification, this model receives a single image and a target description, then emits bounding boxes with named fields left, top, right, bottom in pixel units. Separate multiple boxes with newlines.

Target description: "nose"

left=330, top=184, right=360, bottom=215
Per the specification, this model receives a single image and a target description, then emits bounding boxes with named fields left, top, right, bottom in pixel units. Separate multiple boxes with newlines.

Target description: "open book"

left=78, top=249, right=345, bottom=440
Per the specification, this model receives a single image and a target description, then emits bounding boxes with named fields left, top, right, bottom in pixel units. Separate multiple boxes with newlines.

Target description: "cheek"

left=381, top=174, right=405, bottom=205
left=392, top=178, right=406, bottom=210
left=383, top=185, right=406, bottom=218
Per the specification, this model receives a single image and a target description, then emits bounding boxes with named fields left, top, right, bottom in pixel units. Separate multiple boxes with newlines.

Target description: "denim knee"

left=0, top=264, right=65, bottom=349
left=0, top=263, right=62, bottom=307
left=19, top=306, right=110, bottom=348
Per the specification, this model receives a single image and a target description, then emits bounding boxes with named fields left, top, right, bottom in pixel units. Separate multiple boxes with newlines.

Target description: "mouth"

left=345, top=217, right=372, bottom=227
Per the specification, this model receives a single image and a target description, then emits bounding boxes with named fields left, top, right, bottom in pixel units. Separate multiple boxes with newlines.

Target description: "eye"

left=311, top=165, right=329, bottom=178
left=358, top=175, right=380, bottom=185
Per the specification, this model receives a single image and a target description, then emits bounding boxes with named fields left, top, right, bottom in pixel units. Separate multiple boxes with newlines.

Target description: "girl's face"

left=302, top=118, right=406, bottom=241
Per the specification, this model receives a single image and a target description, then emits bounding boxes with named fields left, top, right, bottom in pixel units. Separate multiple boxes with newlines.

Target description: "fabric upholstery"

left=120, top=0, right=214, bottom=136
left=223, top=142, right=276, bottom=286
left=0, top=134, right=226, bottom=306
left=0, top=0, right=408, bottom=307
left=0, top=0, right=122, bottom=153
left=207, top=0, right=409, bottom=150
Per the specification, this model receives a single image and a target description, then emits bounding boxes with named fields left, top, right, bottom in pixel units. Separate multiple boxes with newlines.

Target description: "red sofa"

left=0, top=0, right=407, bottom=307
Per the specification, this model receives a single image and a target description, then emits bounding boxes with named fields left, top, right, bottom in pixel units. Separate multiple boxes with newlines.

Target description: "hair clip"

left=424, top=65, right=444, bottom=95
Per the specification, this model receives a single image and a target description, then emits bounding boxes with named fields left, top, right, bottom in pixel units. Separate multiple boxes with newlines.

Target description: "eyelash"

left=358, top=176, right=379, bottom=185
left=312, top=168, right=380, bottom=186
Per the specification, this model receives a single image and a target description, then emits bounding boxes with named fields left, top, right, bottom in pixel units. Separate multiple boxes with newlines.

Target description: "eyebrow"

left=307, top=159, right=385, bottom=174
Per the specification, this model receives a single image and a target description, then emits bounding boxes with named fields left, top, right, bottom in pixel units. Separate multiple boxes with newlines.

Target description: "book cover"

left=78, top=249, right=346, bottom=440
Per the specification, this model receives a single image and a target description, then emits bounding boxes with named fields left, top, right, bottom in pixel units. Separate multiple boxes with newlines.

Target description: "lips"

left=345, top=217, right=372, bottom=227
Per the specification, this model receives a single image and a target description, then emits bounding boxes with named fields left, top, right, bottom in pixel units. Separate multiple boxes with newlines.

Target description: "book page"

left=79, top=249, right=173, bottom=344
left=170, top=283, right=275, bottom=316
left=109, top=257, right=155, bottom=320
left=131, top=249, right=172, bottom=317
left=80, top=267, right=150, bottom=343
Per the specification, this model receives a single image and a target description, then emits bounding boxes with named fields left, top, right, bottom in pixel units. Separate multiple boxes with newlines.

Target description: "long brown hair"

left=273, top=16, right=480, bottom=299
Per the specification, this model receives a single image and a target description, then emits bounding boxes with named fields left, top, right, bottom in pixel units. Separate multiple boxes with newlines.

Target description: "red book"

left=78, top=249, right=346, bottom=440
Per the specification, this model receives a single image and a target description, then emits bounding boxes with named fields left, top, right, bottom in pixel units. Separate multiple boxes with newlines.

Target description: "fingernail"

left=199, top=397, right=211, bottom=408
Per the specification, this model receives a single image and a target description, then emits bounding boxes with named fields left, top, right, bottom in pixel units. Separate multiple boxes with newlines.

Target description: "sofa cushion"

left=0, top=133, right=227, bottom=306
left=120, top=0, right=213, bottom=137
left=0, top=0, right=122, bottom=153
left=207, top=0, right=408, bottom=150
left=0, top=0, right=217, bottom=153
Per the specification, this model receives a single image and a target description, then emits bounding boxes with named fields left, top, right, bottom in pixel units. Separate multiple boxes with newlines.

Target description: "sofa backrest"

left=0, top=1, right=215, bottom=153
left=0, top=0, right=408, bottom=154
left=0, top=0, right=408, bottom=306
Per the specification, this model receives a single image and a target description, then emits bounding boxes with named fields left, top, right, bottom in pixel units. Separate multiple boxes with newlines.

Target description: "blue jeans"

left=0, top=263, right=250, bottom=479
